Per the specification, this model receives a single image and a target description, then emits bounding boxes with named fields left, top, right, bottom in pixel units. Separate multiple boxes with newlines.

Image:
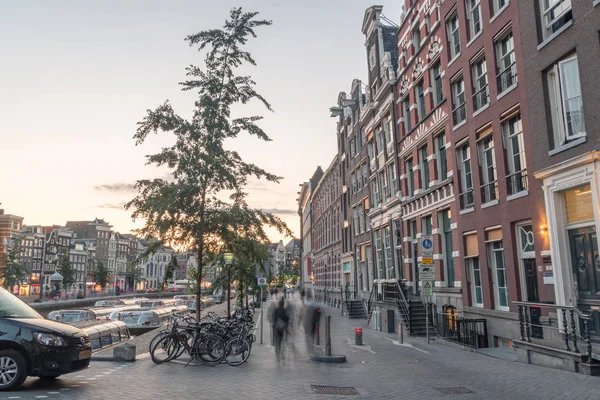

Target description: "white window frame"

left=436, top=133, right=448, bottom=181
left=496, top=31, right=516, bottom=94
left=379, top=169, right=388, bottom=201
left=405, top=158, right=415, bottom=197
left=446, top=12, right=461, bottom=60
left=492, top=0, right=508, bottom=16
left=465, top=0, right=482, bottom=39
left=419, top=145, right=429, bottom=190
left=372, top=179, right=380, bottom=207
left=417, top=80, right=426, bottom=121
left=467, top=257, right=483, bottom=307
left=478, top=135, right=497, bottom=203
left=457, top=144, right=473, bottom=207
left=471, top=57, right=488, bottom=111
left=431, top=62, right=443, bottom=105
left=502, top=115, right=527, bottom=194
left=452, top=76, right=466, bottom=125
left=362, top=163, right=369, bottom=187
left=384, top=116, right=393, bottom=145
left=388, top=163, right=398, bottom=196
left=547, top=55, right=586, bottom=148
left=376, top=128, right=385, bottom=154
left=539, top=0, right=572, bottom=40
left=488, top=240, right=509, bottom=310
left=403, top=96, right=412, bottom=133
left=383, top=226, right=393, bottom=279
left=375, top=230, right=384, bottom=280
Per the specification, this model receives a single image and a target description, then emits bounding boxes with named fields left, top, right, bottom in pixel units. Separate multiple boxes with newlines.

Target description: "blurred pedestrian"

left=274, top=298, right=289, bottom=362
left=285, top=299, right=299, bottom=359
left=303, top=291, right=320, bottom=354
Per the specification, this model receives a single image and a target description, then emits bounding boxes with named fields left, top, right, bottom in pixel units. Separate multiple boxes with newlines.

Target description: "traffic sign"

left=421, top=235, right=434, bottom=258
left=423, top=280, right=433, bottom=296
left=257, top=277, right=267, bottom=287
left=419, top=265, right=435, bottom=280
left=421, top=256, right=433, bottom=265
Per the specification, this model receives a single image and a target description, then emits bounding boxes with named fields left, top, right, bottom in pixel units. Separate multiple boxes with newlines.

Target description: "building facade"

left=66, top=219, right=112, bottom=267
left=20, top=225, right=45, bottom=296
left=0, top=210, right=24, bottom=277
left=69, top=243, right=88, bottom=291
left=518, top=0, right=600, bottom=337
left=298, top=167, right=323, bottom=289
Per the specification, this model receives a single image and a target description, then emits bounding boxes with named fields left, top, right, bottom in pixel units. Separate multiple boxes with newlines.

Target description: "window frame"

left=431, top=62, right=444, bottom=106
left=502, top=114, right=527, bottom=195
left=436, top=133, right=448, bottom=181
left=403, top=95, right=412, bottom=133
left=457, top=144, right=474, bottom=209
left=466, top=0, right=482, bottom=40
left=467, top=257, right=483, bottom=306
left=471, top=56, right=488, bottom=111
left=488, top=240, right=509, bottom=310
left=405, top=158, right=415, bottom=198
left=446, top=12, right=461, bottom=60
left=452, top=75, right=467, bottom=125
left=478, top=135, right=497, bottom=203
left=388, top=163, right=398, bottom=197
left=539, top=0, right=573, bottom=40
left=417, top=80, right=426, bottom=122
left=419, top=145, right=430, bottom=191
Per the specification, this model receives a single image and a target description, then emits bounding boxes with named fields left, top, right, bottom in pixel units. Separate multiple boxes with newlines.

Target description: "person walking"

left=274, top=298, right=289, bottom=363
left=303, top=291, right=320, bottom=355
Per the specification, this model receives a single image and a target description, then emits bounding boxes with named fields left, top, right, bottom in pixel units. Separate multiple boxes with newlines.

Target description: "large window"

left=362, top=163, right=369, bottom=187
left=417, top=80, right=426, bottom=122
left=383, top=226, right=393, bottom=279
left=384, top=116, right=393, bottom=148
left=502, top=114, right=528, bottom=195
left=447, top=12, right=461, bottom=60
left=412, top=25, right=421, bottom=51
left=403, top=96, right=412, bottom=133
left=431, top=62, right=443, bottom=106
left=465, top=0, right=482, bottom=40
left=478, top=135, right=497, bottom=204
left=388, top=163, right=398, bottom=197
left=351, top=172, right=357, bottom=194
left=452, top=76, right=466, bottom=125
left=436, top=133, right=448, bottom=181
left=467, top=257, right=483, bottom=306
left=471, top=56, right=488, bottom=111
left=376, top=128, right=385, bottom=155
left=419, top=145, right=430, bottom=191
left=547, top=55, right=586, bottom=149
left=422, top=215, right=432, bottom=235
left=457, top=144, right=474, bottom=209
left=488, top=239, right=508, bottom=310
left=375, top=230, right=384, bottom=280
left=539, top=0, right=572, bottom=40
left=372, top=179, right=380, bottom=207
left=492, top=0, right=507, bottom=16
left=358, top=203, right=365, bottom=233
left=379, top=169, right=388, bottom=202
left=496, top=31, right=516, bottom=94
left=405, top=158, right=415, bottom=197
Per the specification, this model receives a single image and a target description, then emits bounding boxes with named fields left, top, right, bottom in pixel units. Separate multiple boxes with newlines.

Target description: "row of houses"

left=0, top=212, right=195, bottom=295
left=298, top=1, right=600, bottom=359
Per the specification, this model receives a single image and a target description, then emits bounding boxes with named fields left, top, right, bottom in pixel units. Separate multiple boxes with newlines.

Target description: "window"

left=419, top=145, right=430, bottom=190
left=502, top=115, right=527, bottom=195
left=431, top=62, right=443, bottom=105
left=539, top=0, right=573, bottom=40
left=478, top=135, right=497, bottom=203
left=422, top=215, right=432, bottom=235
left=356, top=169, right=362, bottom=190
left=383, top=226, right=393, bottom=279
left=436, top=133, right=448, bottom=181
left=379, top=169, right=388, bottom=201
left=388, top=163, right=398, bottom=197
left=447, top=12, right=461, bottom=60
left=375, top=230, right=384, bottom=280
left=353, top=208, right=359, bottom=236
left=376, top=128, right=385, bottom=154
left=416, top=80, right=426, bottom=122
left=384, top=116, right=393, bottom=147
left=457, top=144, right=474, bottom=209
left=358, top=203, right=365, bottom=233
left=452, top=76, right=466, bottom=125
left=368, top=142, right=375, bottom=161
left=405, top=158, right=415, bottom=197
left=361, top=128, right=367, bottom=146
left=466, top=0, right=482, bottom=39
left=496, top=31, right=516, bottom=93
left=467, top=257, right=483, bottom=306
left=372, top=179, right=380, bottom=207
left=547, top=55, right=586, bottom=148
left=351, top=173, right=357, bottom=194
left=471, top=57, right=488, bottom=111
left=362, top=163, right=369, bottom=187
left=349, top=139, right=355, bottom=158
left=488, top=240, right=508, bottom=309
left=492, top=0, right=507, bottom=16
left=403, top=96, right=412, bottom=133
left=412, top=25, right=421, bottom=51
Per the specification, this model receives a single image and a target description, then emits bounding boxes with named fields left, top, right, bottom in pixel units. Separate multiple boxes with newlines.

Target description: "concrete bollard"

left=315, top=323, right=320, bottom=346
left=355, top=328, right=363, bottom=345
left=114, top=343, right=136, bottom=362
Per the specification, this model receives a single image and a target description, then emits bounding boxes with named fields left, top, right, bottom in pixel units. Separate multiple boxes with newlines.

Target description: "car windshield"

left=0, top=288, right=42, bottom=319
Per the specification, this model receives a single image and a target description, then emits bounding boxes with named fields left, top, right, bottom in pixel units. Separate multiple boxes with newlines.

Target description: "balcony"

left=472, top=84, right=489, bottom=112
left=480, top=181, right=498, bottom=204
left=497, top=62, right=517, bottom=94
left=506, top=169, right=528, bottom=196
left=459, top=189, right=474, bottom=210
left=452, top=103, right=466, bottom=126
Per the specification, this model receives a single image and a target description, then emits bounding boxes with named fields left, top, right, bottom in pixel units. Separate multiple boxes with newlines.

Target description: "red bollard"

left=355, top=328, right=363, bottom=345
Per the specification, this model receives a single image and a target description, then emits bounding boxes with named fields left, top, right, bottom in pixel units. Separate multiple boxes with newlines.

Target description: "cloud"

left=262, top=208, right=298, bottom=216
left=94, top=183, right=136, bottom=192
left=98, top=202, right=126, bottom=210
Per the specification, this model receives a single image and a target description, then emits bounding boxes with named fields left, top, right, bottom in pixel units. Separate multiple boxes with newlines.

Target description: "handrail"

left=392, top=281, right=411, bottom=332
left=513, top=301, right=593, bottom=319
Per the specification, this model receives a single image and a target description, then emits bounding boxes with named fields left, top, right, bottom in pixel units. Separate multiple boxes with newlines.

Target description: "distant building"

left=0, top=209, right=24, bottom=277
left=69, top=243, right=88, bottom=292
left=65, top=219, right=112, bottom=267
left=298, top=167, right=324, bottom=288
left=20, top=225, right=46, bottom=296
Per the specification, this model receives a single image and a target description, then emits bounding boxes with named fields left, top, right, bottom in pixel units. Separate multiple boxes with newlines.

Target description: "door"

left=569, top=227, right=600, bottom=337
left=524, top=258, right=543, bottom=338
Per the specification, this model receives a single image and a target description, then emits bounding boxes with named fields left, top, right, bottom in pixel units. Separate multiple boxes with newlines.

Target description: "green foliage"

left=57, top=255, right=76, bottom=287
left=125, top=8, right=290, bottom=318
left=93, top=260, right=112, bottom=290
left=0, top=242, right=29, bottom=290
left=164, top=256, right=177, bottom=283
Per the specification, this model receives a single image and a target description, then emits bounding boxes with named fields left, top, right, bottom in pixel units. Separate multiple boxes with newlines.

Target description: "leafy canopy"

left=0, top=242, right=29, bottom=290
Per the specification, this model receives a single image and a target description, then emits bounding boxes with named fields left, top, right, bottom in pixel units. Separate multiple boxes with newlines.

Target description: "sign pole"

left=260, top=286, right=264, bottom=344
left=426, top=296, right=430, bottom=345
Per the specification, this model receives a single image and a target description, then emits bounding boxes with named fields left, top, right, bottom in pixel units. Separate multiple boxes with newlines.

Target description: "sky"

left=0, top=0, right=402, bottom=242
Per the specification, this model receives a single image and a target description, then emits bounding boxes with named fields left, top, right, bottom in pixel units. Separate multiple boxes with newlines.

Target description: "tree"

left=57, top=255, right=76, bottom=288
left=0, top=242, right=28, bottom=290
left=164, top=256, right=177, bottom=284
left=125, top=262, right=145, bottom=291
left=93, top=260, right=112, bottom=291
left=126, top=8, right=290, bottom=320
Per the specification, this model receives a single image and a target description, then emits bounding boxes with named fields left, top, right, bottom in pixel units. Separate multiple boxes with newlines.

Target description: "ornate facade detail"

left=400, top=108, right=448, bottom=156
left=399, top=75, right=410, bottom=97
left=427, top=37, right=442, bottom=62
left=412, top=58, right=425, bottom=81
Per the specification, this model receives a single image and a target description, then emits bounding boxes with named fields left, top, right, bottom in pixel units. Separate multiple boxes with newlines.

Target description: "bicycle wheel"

left=150, top=335, right=179, bottom=364
left=148, top=330, right=170, bottom=354
left=224, top=337, right=251, bottom=366
left=191, top=333, right=225, bottom=367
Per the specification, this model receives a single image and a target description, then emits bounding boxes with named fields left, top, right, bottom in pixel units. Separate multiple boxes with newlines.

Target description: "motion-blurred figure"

left=274, top=298, right=289, bottom=362
left=303, top=291, right=320, bottom=354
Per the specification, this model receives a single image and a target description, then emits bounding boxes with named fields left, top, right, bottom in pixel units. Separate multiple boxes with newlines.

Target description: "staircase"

left=406, top=300, right=436, bottom=337
left=345, top=299, right=368, bottom=319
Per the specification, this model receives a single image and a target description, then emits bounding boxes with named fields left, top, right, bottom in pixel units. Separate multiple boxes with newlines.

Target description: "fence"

left=437, top=312, right=488, bottom=349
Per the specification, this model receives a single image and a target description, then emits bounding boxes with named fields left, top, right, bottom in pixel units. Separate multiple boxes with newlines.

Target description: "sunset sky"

left=0, top=0, right=402, bottom=242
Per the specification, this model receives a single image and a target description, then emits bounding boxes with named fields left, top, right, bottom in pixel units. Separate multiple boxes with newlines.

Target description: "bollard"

left=325, top=316, right=332, bottom=357
left=355, top=328, right=363, bottom=346
left=114, top=344, right=136, bottom=362
left=315, top=323, right=320, bottom=345
left=398, top=322, right=404, bottom=344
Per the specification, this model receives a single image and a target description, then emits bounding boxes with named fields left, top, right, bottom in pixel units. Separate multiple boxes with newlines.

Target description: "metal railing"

left=437, top=312, right=489, bottom=349
left=506, top=169, right=528, bottom=195
left=497, top=62, right=517, bottom=93
left=480, top=180, right=498, bottom=204
left=452, top=103, right=467, bottom=125
left=459, top=189, right=475, bottom=210
left=514, top=301, right=597, bottom=365
left=472, top=84, right=489, bottom=112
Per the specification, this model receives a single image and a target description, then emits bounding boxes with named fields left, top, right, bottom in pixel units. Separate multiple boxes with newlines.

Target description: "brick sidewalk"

left=3, top=297, right=600, bottom=400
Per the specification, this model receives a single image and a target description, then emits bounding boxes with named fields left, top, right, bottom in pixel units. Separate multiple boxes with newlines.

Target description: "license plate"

left=79, top=350, right=91, bottom=360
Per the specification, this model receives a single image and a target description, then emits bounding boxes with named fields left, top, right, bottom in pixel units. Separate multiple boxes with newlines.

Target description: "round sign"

left=422, top=238, right=433, bottom=249
left=257, top=277, right=267, bottom=285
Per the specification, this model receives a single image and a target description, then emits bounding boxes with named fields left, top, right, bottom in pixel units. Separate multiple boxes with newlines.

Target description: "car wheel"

left=0, top=350, right=28, bottom=391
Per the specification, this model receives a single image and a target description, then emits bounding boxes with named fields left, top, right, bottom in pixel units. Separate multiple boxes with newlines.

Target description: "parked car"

left=0, top=287, right=92, bottom=391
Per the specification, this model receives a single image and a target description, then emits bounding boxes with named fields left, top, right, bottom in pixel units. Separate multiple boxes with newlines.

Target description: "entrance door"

left=569, top=227, right=600, bottom=337
left=524, top=258, right=543, bottom=338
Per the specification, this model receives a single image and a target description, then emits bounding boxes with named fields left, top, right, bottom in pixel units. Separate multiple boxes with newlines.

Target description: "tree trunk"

left=227, top=267, right=231, bottom=318
left=196, top=246, right=204, bottom=321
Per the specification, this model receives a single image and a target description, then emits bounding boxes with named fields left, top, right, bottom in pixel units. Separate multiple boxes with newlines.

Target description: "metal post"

left=398, top=322, right=404, bottom=344
left=316, top=322, right=320, bottom=345
left=260, top=287, right=264, bottom=345
left=325, top=315, right=331, bottom=356
left=426, top=297, right=430, bottom=345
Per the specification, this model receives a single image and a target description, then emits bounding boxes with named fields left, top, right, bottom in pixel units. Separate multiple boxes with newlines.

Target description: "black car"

left=0, top=287, right=92, bottom=391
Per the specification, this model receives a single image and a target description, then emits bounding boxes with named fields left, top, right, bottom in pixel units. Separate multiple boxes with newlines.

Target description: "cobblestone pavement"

left=3, top=297, right=600, bottom=400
